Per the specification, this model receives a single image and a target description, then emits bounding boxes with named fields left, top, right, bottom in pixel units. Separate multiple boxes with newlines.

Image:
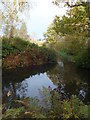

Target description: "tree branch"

left=66, top=2, right=84, bottom=8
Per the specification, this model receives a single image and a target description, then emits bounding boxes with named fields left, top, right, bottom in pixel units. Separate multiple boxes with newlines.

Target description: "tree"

left=44, top=1, right=89, bottom=68
left=0, top=0, right=31, bottom=38
left=53, top=0, right=89, bottom=7
left=15, top=22, right=30, bottom=40
left=45, top=1, right=89, bottom=46
left=44, top=24, right=59, bottom=44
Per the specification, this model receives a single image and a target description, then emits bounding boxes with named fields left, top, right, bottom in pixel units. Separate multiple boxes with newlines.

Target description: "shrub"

left=2, top=88, right=90, bottom=119
left=2, top=37, right=57, bottom=68
left=2, top=37, right=39, bottom=57
left=74, top=49, right=90, bottom=69
left=39, top=87, right=90, bottom=119
left=2, top=107, right=25, bottom=119
left=39, top=47, right=57, bottom=63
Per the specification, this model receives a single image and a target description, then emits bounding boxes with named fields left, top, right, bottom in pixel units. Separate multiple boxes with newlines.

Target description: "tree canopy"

left=0, top=0, right=32, bottom=38
left=44, top=0, right=89, bottom=68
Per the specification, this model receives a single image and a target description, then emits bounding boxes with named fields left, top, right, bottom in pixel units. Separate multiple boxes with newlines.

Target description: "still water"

left=2, top=62, right=89, bottom=105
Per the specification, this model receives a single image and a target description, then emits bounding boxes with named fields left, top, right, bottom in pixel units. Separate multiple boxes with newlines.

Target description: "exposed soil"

left=2, top=52, right=52, bottom=69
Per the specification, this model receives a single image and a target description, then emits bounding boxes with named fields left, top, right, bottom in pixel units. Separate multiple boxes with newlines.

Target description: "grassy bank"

left=2, top=37, right=57, bottom=69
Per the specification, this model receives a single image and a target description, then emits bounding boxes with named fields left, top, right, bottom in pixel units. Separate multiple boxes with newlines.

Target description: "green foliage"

left=39, top=87, right=90, bottom=119
left=2, top=88, right=90, bottom=119
left=44, top=2, right=89, bottom=68
left=2, top=107, right=25, bottom=119
left=2, top=37, right=57, bottom=68
left=74, top=49, right=90, bottom=69
left=2, top=37, right=36, bottom=57
left=39, top=47, right=57, bottom=63
left=2, top=97, right=46, bottom=119
left=44, top=24, right=59, bottom=43
left=58, top=50, right=70, bottom=61
left=39, top=86, right=52, bottom=108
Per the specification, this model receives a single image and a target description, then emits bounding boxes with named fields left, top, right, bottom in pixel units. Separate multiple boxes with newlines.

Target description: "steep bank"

left=2, top=37, right=57, bottom=69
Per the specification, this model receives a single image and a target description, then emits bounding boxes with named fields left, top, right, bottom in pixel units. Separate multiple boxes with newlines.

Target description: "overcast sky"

left=25, top=0, right=68, bottom=39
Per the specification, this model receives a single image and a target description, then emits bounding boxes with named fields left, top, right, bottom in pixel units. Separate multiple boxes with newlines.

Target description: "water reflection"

left=47, top=62, right=89, bottom=104
left=2, top=62, right=89, bottom=108
left=17, top=73, right=56, bottom=99
left=2, top=64, right=57, bottom=103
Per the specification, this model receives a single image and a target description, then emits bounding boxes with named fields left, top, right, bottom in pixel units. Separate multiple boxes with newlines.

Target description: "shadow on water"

left=2, top=63, right=57, bottom=104
left=2, top=63, right=57, bottom=84
left=47, top=62, right=89, bottom=104
left=2, top=62, right=89, bottom=108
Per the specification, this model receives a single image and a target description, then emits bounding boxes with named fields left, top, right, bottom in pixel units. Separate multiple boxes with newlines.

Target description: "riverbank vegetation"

left=1, top=0, right=89, bottom=119
left=1, top=1, right=89, bottom=69
left=2, top=37, right=57, bottom=69
left=44, top=1, right=89, bottom=69
left=2, top=87, right=89, bottom=119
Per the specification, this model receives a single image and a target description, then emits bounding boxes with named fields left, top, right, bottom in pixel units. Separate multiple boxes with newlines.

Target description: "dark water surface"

left=2, top=62, right=89, bottom=105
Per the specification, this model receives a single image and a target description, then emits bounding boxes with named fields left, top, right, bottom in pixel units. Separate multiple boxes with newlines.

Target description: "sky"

left=25, top=0, right=68, bottom=40
left=0, top=0, right=68, bottom=39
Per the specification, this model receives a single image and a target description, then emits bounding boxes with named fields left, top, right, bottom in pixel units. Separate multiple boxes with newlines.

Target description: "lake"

left=2, top=62, right=89, bottom=107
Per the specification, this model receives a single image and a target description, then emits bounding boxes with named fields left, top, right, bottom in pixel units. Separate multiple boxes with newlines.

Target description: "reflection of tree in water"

left=2, top=82, right=17, bottom=104
left=2, top=64, right=56, bottom=83
left=47, top=62, right=89, bottom=103
left=17, top=82, right=28, bottom=98
left=2, top=80, right=28, bottom=113
left=2, top=80, right=28, bottom=103
left=2, top=64, right=57, bottom=110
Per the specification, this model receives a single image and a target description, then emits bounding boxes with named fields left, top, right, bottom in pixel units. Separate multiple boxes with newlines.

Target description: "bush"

left=2, top=88, right=89, bottom=119
left=2, top=37, right=57, bottom=68
left=74, top=49, right=90, bottom=69
left=2, top=107, right=25, bottom=119
left=2, top=37, right=38, bottom=57
left=39, top=87, right=90, bottom=119
left=39, top=47, right=57, bottom=63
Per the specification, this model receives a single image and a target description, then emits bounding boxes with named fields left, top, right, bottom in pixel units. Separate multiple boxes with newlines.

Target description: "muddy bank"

left=2, top=52, right=57, bottom=69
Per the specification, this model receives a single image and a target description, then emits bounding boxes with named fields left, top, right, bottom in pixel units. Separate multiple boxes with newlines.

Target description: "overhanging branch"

left=66, top=2, right=84, bottom=8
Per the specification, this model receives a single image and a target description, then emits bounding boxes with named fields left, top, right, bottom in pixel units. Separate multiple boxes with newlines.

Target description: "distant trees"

left=14, top=22, right=30, bottom=40
left=0, top=0, right=31, bottom=38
